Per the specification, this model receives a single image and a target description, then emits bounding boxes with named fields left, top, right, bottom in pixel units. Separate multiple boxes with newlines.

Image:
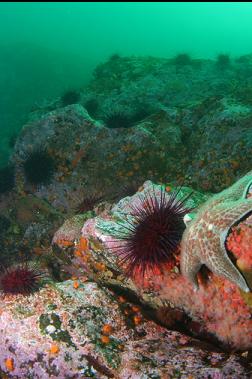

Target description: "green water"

left=1, top=2, right=252, bottom=165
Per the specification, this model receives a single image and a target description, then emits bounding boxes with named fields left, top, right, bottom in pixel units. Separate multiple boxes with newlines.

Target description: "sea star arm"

left=205, top=242, right=250, bottom=293
left=181, top=199, right=252, bottom=293
left=181, top=236, right=250, bottom=293
left=208, top=199, right=252, bottom=292
left=180, top=247, right=202, bottom=291
left=212, top=173, right=252, bottom=204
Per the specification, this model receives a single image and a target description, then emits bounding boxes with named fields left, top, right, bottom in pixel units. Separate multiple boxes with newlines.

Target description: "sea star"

left=181, top=171, right=252, bottom=293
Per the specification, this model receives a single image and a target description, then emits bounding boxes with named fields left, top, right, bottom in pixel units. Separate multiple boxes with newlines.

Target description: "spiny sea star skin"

left=181, top=172, right=252, bottom=293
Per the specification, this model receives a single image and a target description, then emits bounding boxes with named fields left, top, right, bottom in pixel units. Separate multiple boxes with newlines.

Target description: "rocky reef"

left=2, top=54, right=252, bottom=377
left=1, top=178, right=252, bottom=377
left=52, top=179, right=252, bottom=350
left=9, top=54, right=252, bottom=197
left=1, top=280, right=250, bottom=378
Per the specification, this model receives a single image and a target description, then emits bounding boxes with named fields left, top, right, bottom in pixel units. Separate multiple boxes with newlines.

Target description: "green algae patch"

left=47, top=303, right=58, bottom=311
left=73, top=305, right=121, bottom=369
left=14, top=304, right=36, bottom=318
left=39, top=312, right=75, bottom=347
left=96, top=336, right=122, bottom=369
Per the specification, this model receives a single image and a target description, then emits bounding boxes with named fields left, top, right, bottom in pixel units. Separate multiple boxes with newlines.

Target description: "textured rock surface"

left=0, top=191, right=63, bottom=267
left=12, top=104, right=186, bottom=214
left=3, top=54, right=252, bottom=378
left=8, top=55, right=252, bottom=207
left=0, top=280, right=250, bottom=378
left=52, top=179, right=252, bottom=351
left=184, top=98, right=252, bottom=191
left=81, top=55, right=252, bottom=192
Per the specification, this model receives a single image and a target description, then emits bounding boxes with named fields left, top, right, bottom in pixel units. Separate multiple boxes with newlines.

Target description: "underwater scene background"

left=2, top=2, right=252, bottom=378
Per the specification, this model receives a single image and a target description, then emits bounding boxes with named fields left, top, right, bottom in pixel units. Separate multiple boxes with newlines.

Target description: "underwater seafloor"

left=2, top=54, right=252, bottom=378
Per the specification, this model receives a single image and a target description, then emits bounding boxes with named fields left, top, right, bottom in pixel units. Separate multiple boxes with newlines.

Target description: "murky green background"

left=1, top=2, right=252, bottom=165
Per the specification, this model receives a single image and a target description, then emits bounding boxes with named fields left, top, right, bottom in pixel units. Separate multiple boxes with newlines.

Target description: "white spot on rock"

left=46, top=325, right=56, bottom=334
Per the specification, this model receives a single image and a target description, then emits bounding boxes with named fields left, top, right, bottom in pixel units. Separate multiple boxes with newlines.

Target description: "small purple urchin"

left=0, top=262, right=44, bottom=295
left=75, top=194, right=104, bottom=214
left=111, top=187, right=192, bottom=277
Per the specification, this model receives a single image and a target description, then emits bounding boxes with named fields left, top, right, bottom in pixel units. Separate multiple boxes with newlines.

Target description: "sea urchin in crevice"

left=23, top=149, right=55, bottom=186
left=61, top=90, right=80, bottom=106
left=75, top=194, right=104, bottom=214
left=103, top=110, right=133, bottom=129
left=0, top=165, right=15, bottom=194
left=111, top=187, right=192, bottom=277
left=0, top=262, right=44, bottom=295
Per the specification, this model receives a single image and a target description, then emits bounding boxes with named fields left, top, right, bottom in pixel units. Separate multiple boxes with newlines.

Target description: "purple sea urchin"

left=61, top=90, right=80, bottom=106
left=0, top=262, right=44, bottom=295
left=75, top=194, right=103, bottom=214
left=0, top=165, right=15, bottom=194
left=114, top=181, right=140, bottom=200
left=23, top=149, right=55, bottom=185
left=103, top=110, right=133, bottom=129
left=111, top=187, right=192, bottom=277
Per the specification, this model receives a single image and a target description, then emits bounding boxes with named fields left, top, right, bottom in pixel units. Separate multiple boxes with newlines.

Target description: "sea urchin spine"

left=111, top=187, right=192, bottom=277
left=23, top=148, right=55, bottom=186
left=0, top=262, right=44, bottom=295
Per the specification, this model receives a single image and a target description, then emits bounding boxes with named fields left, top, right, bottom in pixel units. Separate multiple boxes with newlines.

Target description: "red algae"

left=226, top=221, right=252, bottom=270
left=157, top=267, right=252, bottom=349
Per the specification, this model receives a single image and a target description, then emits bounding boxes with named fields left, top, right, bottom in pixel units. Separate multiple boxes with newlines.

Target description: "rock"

left=52, top=214, right=91, bottom=247
left=53, top=179, right=252, bottom=351
left=12, top=104, right=186, bottom=213
left=226, top=212, right=252, bottom=308
left=184, top=97, right=252, bottom=192
left=85, top=56, right=235, bottom=112
left=0, top=280, right=250, bottom=378
left=9, top=55, right=252, bottom=205
left=4, top=54, right=252, bottom=376
left=4, top=54, right=252, bottom=200
left=81, top=56, right=252, bottom=193
left=0, top=193, right=64, bottom=267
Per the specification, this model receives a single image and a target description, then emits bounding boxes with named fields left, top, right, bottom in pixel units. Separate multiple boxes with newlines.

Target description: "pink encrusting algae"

left=226, top=214, right=252, bottom=270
